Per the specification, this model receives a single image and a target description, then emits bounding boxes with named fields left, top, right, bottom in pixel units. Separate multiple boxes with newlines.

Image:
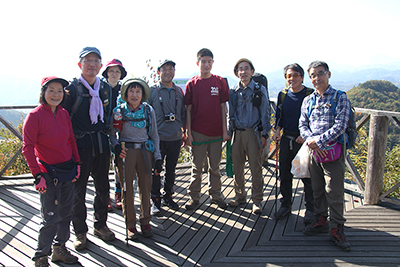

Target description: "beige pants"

left=231, top=129, right=264, bottom=203
left=117, top=148, right=152, bottom=228
left=188, top=130, right=223, bottom=201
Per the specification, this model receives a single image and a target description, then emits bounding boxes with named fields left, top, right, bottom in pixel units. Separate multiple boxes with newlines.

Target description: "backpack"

left=116, top=101, right=152, bottom=136
left=308, top=90, right=357, bottom=149
left=70, top=78, right=111, bottom=123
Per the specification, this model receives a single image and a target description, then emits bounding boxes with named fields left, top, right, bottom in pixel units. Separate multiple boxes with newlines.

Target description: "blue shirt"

left=228, top=79, right=271, bottom=137
left=299, top=86, right=351, bottom=151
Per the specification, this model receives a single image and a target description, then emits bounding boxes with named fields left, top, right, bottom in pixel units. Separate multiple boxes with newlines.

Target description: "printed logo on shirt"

left=211, top=87, right=219, bottom=96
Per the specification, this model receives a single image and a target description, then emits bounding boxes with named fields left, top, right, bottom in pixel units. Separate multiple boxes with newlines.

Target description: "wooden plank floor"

left=1, top=162, right=400, bottom=267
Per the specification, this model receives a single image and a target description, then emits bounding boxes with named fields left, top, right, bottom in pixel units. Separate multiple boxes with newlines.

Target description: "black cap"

left=157, top=59, right=176, bottom=71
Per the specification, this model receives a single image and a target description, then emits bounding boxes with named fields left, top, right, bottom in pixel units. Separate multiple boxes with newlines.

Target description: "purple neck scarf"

left=80, top=75, right=104, bottom=124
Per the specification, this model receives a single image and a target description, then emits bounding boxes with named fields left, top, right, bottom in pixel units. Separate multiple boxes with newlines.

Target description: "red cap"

left=102, top=59, right=127, bottom=79
left=41, top=76, right=69, bottom=88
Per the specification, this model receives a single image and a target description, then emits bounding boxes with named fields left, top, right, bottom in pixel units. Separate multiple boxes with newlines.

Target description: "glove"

left=154, top=159, right=163, bottom=174
left=75, top=162, right=82, bottom=180
left=34, top=173, right=47, bottom=193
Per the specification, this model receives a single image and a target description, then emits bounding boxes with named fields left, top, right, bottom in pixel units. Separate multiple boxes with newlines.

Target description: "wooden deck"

left=1, top=161, right=400, bottom=267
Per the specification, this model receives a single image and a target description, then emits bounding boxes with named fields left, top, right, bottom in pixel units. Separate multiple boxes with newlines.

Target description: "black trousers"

left=72, top=146, right=110, bottom=234
left=151, top=139, right=182, bottom=198
left=279, top=135, right=314, bottom=211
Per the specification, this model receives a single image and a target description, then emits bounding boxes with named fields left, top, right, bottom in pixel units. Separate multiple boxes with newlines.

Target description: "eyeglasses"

left=82, top=59, right=102, bottom=65
left=286, top=73, right=301, bottom=79
left=238, top=66, right=251, bottom=72
left=309, top=71, right=328, bottom=80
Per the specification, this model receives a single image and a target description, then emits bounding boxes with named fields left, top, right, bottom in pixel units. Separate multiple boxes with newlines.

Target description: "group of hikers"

left=22, top=46, right=352, bottom=267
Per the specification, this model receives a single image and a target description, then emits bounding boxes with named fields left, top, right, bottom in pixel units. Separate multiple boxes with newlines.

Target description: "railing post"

left=364, top=115, right=389, bottom=204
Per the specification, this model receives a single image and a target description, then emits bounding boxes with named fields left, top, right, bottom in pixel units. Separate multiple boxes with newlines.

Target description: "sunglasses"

left=286, top=73, right=301, bottom=79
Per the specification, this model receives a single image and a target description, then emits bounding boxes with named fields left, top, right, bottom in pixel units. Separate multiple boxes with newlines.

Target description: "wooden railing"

left=1, top=104, right=400, bottom=204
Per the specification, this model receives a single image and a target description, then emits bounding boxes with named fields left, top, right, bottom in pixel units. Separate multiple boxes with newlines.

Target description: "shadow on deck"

left=1, top=162, right=400, bottom=267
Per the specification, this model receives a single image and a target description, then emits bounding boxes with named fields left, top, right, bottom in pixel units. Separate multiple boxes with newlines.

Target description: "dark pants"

left=279, top=135, right=314, bottom=211
left=33, top=173, right=74, bottom=260
left=72, top=146, right=110, bottom=234
left=151, top=139, right=181, bottom=198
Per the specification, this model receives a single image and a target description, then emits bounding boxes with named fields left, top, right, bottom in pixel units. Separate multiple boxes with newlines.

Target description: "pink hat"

left=41, top=76, right=69, bottom=88
left=102, top=59, right=127, bottom=79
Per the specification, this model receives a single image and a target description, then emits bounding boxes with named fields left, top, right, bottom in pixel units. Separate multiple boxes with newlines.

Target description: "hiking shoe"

left=108, top=194, right=113, bottom=212
left=303, top=215, right=329, bottom=235
left=127, top=228, right=139, bottom=241
left=330, top=224, right=351, bottom=252
left=73, top=233, right=87, bottom=250
left=141, top=224, right=153, bottom=238
left=115, top=192, right=122, bottom=210
left=252, top=202, right=263, bottom=215
left=164, top=195, right=179, bottom=210
left=94, top=225, right=115, bottom=241
left=274, top=206, right=291, bottom=219
left=185, top=199, right=199, bottom=210
left=35, top=256, right=49, bottom=267
left=211, top=198, right=228, bottom=209
left=303, top=209, right=314, bottom=225
left=151, top=203, right=161, bottom=215
left=228, top=197, right=246, bottom=207
left=51, top=243, right=78, bottom=264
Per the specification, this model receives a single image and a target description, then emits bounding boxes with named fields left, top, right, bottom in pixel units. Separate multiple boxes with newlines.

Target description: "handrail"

left=1, top=104, right=399, bottom=203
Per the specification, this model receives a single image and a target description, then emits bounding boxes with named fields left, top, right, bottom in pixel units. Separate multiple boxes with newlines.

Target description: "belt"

left=125, top=142, right=144, bottom=149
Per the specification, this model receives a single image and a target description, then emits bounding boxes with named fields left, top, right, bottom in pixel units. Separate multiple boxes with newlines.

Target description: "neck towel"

left=80, top=75, right=104, bottom=124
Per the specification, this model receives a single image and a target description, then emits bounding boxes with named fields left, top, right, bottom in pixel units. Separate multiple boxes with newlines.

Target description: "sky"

left=1, top=0, right=400, bottom=87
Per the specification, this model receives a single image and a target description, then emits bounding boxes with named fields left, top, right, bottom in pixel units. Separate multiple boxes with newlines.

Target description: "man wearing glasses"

left=299, top=60, right=351, bottom=252
left=64, top=47, right=115, bottom=250
left=147, top=60, right=187, bottom=214
left=227, top=58, right=271, bottom=215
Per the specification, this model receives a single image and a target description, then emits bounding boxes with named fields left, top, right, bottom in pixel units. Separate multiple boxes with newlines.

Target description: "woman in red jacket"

left=22, top=77, right=81, bottom=267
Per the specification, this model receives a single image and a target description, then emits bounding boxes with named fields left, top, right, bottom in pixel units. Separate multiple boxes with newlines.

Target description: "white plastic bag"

left=291, top=143, right=310, bottom=178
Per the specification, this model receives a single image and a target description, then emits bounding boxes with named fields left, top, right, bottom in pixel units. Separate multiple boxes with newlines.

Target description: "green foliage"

left=0, top=117, right=30, bottom=176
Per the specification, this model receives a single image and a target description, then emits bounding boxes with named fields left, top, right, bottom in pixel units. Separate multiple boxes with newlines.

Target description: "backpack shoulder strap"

left=70, top=78, right=89, bottom=119
left=307, top=94, right=316, bottom=118
left=330, top=90, right=344, bottom=116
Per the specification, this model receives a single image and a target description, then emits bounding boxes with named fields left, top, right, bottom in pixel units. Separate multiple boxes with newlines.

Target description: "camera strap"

left=157, top=87, right=178, bottom=118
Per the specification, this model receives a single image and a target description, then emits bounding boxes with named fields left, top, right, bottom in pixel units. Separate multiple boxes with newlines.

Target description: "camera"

left=164, top=113, right=176, bottom=122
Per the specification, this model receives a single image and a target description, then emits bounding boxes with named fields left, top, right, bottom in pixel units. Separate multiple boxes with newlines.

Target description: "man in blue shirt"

left=272, top=63, right=314, bottom=224
left=228, top=58, right=271, bottom=214
left=299, top=60, right=351, bottom=252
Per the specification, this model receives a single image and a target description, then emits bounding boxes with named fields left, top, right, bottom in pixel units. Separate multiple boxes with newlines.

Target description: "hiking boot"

left=51, top=243, right=78, bottom=264
left=303, top=215, right=329, bottom=235
left=330, top=224, right=351, bottom=252
left=34, top=256, right=49, bottom=267
left=303, top=209, right=314, bottom=225
left=274, top=206, right=291, bottom=219
left=228, top=197, right=246, bottom=207
left=115, top=192, right=122, bottom=210
left=151, top=197, right=162, bottom=215
left=94, top=225, right=115, bottom=241
left=210, top=198, right=228, bottom=209
left=252, top=202, right=263, bottom=215
left=127, top=228, right=139, bottom=241
left=73, top=233, right=87, bottom=250
left=164, top=195, right=179, bottom=210
left=141, top=224, right=153, bottom=238
left=108, top=194, right=113, bottom=212
left=185, top=199, right=199, bottom=210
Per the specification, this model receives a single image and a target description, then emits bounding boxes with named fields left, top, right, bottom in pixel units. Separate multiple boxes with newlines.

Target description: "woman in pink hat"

left=22, top=77, right=81, bottom=267
left=102, top=59, right=127, bottom=210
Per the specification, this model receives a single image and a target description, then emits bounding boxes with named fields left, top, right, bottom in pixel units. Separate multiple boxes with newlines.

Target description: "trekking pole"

left=121, top=142, right=129, bottom=246
left=275, top=142, right=279, bottom=215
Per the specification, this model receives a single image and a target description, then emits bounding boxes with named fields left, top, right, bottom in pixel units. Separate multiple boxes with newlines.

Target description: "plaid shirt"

left=299, top=86, right=351, bottom=151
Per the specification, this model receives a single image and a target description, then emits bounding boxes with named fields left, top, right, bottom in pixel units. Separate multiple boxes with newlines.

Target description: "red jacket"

left=22, top=104, right=80, bottom=176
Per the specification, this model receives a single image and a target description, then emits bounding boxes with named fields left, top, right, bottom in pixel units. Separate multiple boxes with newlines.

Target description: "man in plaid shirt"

left=299, top=60, right=351, bottom=252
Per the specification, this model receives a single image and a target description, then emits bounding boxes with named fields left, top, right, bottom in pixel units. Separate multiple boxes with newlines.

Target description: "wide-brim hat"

left=41, top=76, right=69, bottom=88
left=102, top=59, right=127, bottom=79
left=234, top=58, right=255, bottom=77
left=121, top=78, right=150, bottom=102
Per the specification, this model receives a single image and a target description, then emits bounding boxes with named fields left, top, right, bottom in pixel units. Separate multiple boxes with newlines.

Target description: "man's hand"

left=307, top=140, right=327, bottom=158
